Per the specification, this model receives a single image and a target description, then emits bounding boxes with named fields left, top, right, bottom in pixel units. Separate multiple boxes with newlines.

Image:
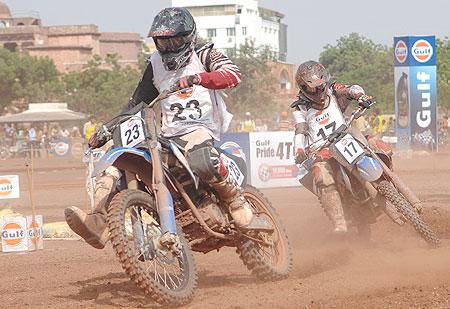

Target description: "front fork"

left=148, top=142, right=177, bottom=236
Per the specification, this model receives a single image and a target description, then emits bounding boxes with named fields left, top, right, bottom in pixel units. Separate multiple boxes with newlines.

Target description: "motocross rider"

left=64, top=7, right=270, bottom=249
left=292, top=61, right=374, bottom=233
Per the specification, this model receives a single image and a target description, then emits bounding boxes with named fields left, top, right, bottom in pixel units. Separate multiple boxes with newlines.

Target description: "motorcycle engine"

left=197, top=197, right=230, bottom=232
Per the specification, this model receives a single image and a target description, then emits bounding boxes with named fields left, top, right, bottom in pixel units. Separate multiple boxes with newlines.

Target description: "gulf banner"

left=0, top=175, right=20, bottom=200
left=248, top=132, right=299, bottom=188
left=1, top=215, right=44, bottom=252
left=394, top=36, right=437, bottom=149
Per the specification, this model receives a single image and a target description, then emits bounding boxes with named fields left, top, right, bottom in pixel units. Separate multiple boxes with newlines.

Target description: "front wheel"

left=237, top=185, right=293, bottom=280
left=107, top=189, right=198, bottom=306
left=377, top=181, right=440, bottom=247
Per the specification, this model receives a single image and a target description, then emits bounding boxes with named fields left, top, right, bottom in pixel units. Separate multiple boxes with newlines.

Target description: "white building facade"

left=171, top=0, right=287, bottom=61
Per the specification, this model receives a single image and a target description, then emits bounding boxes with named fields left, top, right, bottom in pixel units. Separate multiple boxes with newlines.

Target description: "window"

left=225, top=48, right=236, bottom=57
left=207, top=29, right=216, bottom=37
left=226, top=27, right=235, bottom=36
left=242, top=27, right=247, bottom=35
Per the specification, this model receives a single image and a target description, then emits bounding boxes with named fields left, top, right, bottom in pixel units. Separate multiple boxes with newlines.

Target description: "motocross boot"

left=319, top=185, right=348, bottom=233
left=65, top=167, right=119, bottom=249
left=210, top=172, right=272, bottom=232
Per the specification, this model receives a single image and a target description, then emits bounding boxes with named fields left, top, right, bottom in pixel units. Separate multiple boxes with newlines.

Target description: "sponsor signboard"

left=1, top=215, right=44, bottom=252
left=1, top=216, right=28, bottom=252
left=394, top=36, right=437, bottom=150
left=26, top=215, right=44, bottom=251
left=0, top=175, right=20, bottom=200
left=248, top=132, right=299, bottom=188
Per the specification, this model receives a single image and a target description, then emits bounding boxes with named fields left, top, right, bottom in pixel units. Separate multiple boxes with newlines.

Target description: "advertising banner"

left=216, top=132, right=251, bottom=183
left=409, top=66, right=437, bottom=148
left=26, top=215, right=44, bottom=251
left=394, top=66, right=411, bottom=148
left=393, top=35, right=437, bottom=150
left=248, top=132, right=299, bottom=188
left=1, top=215, right=28, bottom=252
left=0, top=175, right=20, bottom=200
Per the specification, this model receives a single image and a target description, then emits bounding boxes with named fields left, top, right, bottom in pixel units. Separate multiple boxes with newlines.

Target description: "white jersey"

left=150, top=51, right=230, bottom=140
left=293, top=90, right=346, bottom=151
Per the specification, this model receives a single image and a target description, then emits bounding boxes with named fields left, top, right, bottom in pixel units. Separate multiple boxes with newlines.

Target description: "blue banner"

left=409, top=66, right=437, bottom=148
left=215, top=133, right=251, bottom=183
left=394, top=35, right=437, bottom=150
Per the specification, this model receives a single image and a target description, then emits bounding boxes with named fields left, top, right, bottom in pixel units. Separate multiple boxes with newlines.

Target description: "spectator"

left=71, top=126, right=81, bottom=138
left=371, top=108, right=383, bottom=136
left=278, top=111, right=292, bottom=131
left=240, top=112, right=256, bottom=132
left=28, top=125, right=40, bottom=158
left=83, top=116, right=97, bottom=142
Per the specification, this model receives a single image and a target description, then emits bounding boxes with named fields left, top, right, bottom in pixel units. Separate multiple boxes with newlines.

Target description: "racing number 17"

left=317, top=121, right=336, bottom=140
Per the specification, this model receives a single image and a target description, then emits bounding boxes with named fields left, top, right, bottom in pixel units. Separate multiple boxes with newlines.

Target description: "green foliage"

left=319, top=33, right=394, bottom=113
left=436, top=38, right=450, bottom=112
left=63, top=54, right=140, bottom=119
left=0, top=48, right=64, bottom=111
left=226, top=40, right=278, bottom=118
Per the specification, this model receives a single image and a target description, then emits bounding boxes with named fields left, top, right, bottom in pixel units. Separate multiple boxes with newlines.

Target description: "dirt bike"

left=298, top=102, right=440, bottom=246
left=87, top=89, right=293, bottom=306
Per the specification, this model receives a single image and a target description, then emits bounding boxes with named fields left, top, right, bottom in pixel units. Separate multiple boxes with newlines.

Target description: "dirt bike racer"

left=65, top=7, right=270, bottom=249
left=292, top=60, right=375, bottom=233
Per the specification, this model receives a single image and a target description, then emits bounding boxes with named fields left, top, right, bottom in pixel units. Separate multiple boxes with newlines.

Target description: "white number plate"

left=334, top=134, right=365, bottom=164
left=120, top=112, right=146, bottom=148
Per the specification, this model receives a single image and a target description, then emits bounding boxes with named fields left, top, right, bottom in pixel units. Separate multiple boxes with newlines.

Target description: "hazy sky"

left=3, top=0, right=450, bottom=64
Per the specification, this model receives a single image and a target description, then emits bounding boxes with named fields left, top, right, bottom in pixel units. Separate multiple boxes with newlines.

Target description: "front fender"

left=93, top=147, right=151, bottom=177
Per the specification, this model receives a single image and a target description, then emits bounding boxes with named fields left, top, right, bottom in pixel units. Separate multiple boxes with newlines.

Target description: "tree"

left=0, top=48, right=64, bottom=111
left=319, top=33, right=394, bottom=113
left=436, top=38, right=450, bottom=112
left=63, top=54, right=141, bottom=119
left=226, top=40, right=278, bottom=119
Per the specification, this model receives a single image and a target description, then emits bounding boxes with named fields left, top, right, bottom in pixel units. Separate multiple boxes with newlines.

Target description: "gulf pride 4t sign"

left=394, top=36, right=437, bottom=149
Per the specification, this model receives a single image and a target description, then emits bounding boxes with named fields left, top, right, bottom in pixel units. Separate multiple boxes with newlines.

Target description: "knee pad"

left=186, top=145, right=221, bottom=182
left=312, top=162, right=335, bottom=187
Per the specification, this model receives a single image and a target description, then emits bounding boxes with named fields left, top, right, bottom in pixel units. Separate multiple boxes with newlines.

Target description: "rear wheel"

left=236, top=185, right=293, bottom=280
left=377, top=181, right=440, bottom=247
left=107, top=189, right=198, bottom=306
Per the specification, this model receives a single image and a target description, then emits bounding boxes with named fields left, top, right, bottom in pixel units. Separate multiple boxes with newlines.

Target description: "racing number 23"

left=124, top=124, right=140, bottom=145
left=170, top=100, right=202, bottom=121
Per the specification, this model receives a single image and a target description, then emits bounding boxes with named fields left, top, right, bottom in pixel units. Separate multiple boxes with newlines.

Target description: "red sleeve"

left=198, top=69, right=241, bottom=89
left=197, top=47, right=241, bottom=89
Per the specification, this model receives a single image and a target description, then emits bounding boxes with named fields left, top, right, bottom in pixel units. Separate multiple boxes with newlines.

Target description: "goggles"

left=154, top=36, right=189, bottom=54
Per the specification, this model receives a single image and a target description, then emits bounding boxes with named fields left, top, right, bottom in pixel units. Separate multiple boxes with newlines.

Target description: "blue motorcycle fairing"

left=356, top=155, right=383, bottom=182
left=92, top=147, right=151, bottom=178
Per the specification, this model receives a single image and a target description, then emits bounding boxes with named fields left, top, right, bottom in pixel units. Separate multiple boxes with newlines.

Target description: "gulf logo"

left=412, top=39, right=433, bottom=63
left=0, top=178, right=13, bottom=197
left=395, top=40, right=408, bottom=63
left=2, top=222, right=26, bottom=246
left=220, top=141, right=246, bottom=160
left=315, top=111, right=330, bottom=125
left=28, top=220, right=42, bottom=245
left=176, top=88, right=193, bottom=99
left=54, top=141, right=69, bottom=156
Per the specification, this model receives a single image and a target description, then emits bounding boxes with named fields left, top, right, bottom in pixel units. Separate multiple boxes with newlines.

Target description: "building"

left=0, top=1, right=142, bottom=72
left=171, top=0, right=287, bottom=62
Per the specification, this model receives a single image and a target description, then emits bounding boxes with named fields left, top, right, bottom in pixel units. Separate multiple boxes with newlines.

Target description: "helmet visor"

left=154, top=36, right=188, bottom=54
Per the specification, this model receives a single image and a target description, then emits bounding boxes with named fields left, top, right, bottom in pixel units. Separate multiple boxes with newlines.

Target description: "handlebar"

left=303, top=101, right=375, bottom=161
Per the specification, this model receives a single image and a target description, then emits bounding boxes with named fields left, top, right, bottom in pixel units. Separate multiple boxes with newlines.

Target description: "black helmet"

left=148, top=7, right=196, bottom=71
left=295, top=61, right=331, bottom=109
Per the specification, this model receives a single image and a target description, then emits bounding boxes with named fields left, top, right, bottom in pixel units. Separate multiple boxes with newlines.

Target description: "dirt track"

left=1, top=152, right=450, bottom=308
